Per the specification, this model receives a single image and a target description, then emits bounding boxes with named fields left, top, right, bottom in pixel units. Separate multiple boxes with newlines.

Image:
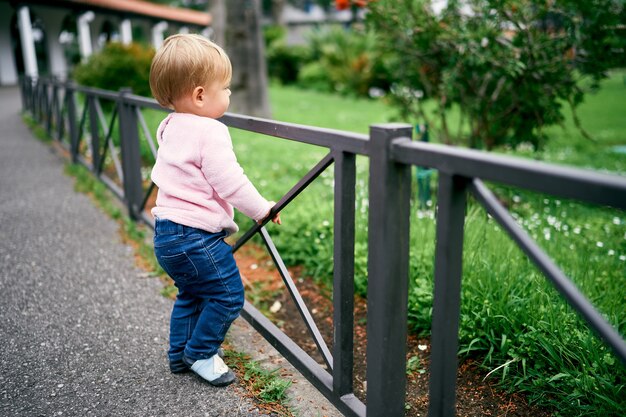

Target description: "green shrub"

left=367, top=0, right=625, bottom=150
left=297, top=61, right=334, bottom=93
left=263, top=24, right=287, bottom=47
left=264, top=25, right=312, bottom=85
left=297, top=26, right=389, bottom=97
left=267, top=41, right=312, bottom=85
left=72, top=42, right=154, bottom=97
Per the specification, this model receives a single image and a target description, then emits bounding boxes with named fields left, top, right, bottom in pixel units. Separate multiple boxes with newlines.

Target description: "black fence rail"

left=20, top=76, right=626, bottom=417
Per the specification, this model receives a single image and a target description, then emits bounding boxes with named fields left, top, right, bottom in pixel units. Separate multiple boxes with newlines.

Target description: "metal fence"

left=21, top=76, right=626, bottom=417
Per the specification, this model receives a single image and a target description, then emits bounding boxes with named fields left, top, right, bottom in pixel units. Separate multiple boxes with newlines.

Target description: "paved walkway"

left=0, top=86, right=268, bottom=416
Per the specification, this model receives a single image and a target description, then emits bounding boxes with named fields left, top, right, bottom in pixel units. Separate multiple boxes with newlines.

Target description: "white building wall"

left=120, top=19, right=132, bottom=45
left=17, top=6, right=38, bottom=78
left=77, top=11, right=95, bottom=60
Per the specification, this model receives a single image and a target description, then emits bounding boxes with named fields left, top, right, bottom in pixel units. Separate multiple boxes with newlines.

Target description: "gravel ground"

left=0, top=86, right=268, bottom=417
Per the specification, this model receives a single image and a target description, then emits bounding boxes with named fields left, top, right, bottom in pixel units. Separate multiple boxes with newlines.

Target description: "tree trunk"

left=271, top=0, right=286, bottom=26
left=208, top=0, right=271, bottom=118
left=207, top=0, right=225, bottom=46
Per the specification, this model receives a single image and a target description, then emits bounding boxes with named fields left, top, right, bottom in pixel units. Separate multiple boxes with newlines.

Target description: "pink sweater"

left=150, top=113, right=272, bottom=234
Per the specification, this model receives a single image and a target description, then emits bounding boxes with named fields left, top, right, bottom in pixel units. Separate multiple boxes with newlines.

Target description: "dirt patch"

left=234, top=244, right=553, bottom=417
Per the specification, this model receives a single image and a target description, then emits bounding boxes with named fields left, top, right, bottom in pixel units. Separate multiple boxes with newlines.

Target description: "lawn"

left=133, top=70, right=625, bottom=415
left=226, top=71, right=626, bottom=416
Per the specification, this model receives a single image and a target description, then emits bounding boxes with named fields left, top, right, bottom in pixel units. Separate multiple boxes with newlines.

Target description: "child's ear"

left=192, top=86, right=205, bottom=107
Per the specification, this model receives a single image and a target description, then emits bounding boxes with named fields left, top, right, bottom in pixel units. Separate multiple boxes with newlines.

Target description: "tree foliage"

left=367, top=0, right=625, bottom=150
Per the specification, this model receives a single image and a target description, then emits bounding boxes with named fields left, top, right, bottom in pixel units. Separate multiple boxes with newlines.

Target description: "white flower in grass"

left=619, top=255, right=626, bottom=262
left=269, top=301, right=282, bottom=313
left=596, top=242, right=604, bottom=248
left=544, top=232, right=551, bottom=241
left=513, top=195, right=521, bottom=203
left=418, top=344, right=428, bottom=351
left=612, top=217, right=621, bottom=225
left=608, top=250, right=615, bottom=256
left=573, top=227, right=581, bottom=235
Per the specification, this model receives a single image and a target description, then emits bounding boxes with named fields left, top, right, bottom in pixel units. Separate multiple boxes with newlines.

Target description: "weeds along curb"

left=21, top=113, right=297, bottom=416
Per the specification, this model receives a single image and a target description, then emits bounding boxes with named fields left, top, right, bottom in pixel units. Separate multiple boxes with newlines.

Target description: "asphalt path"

left=0, top=86, right=268, bottom=417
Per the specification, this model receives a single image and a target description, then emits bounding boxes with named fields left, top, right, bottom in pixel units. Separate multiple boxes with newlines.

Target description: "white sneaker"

left=183, top=353, right=236, bottom=387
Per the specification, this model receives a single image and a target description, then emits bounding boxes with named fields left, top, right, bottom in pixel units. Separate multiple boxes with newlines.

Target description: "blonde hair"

left=149, top=34, right=232, bottom=108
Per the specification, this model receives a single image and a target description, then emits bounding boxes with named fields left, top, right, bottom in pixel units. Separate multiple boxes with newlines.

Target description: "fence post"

left=49, top=80, right=58, bottom=138
left=45, top=78, right=54, bottom=135
left=37, top=79, right=44, bottom=124
left=33, top=78, right=40, bottom=122
left=366, top=123, right=412, bottom=417
left=87, top=96, right=101, bottom=173
left=19, top=77, right=27, bottom=113
left=427, top=173, right=468, bottom=417
left=117, top=88, right=144, bottom=220
left=66, top=82, right=80, bottom=164
left=332, top=150, right=356, bottom=397
left=42, top=78, right=50, bottom=131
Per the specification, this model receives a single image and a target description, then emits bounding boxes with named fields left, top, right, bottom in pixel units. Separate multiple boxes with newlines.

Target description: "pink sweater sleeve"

left=200, top=122, right=272, bottom=222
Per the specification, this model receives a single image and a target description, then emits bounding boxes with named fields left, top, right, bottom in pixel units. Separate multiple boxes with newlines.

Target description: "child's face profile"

left=172, top=79, right=231, bottom=118
left=197, top=80, right=231, bottom=119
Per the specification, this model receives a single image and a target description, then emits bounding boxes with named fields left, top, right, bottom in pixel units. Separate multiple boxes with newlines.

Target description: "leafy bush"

left=265, top=26, right=312, bottom=85
left=72, top=42, right=154, bottom=97
left=297, top=26, right=389, bottom=97
left=367, top=0, right=625, bottom=150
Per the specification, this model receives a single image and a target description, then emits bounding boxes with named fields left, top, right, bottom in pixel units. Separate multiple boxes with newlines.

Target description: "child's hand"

left=258, top=202, right=281, bottom=225
left=270, top=211, right=281, bottom=225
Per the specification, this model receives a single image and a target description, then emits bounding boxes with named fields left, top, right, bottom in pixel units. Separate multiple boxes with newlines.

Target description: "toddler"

left=149, top=34, right=280, bottom=387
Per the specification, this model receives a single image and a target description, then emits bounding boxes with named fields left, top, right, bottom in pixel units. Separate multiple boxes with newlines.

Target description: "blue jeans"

left=153, top=219, right=244, bottom=363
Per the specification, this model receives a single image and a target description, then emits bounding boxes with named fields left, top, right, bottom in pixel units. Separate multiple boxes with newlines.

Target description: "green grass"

left=118, top=71, right=626, bottom=416
left=517, top=75, right=623, bottom=169
left=225, top=350, right=293, bottom=415
left=23, top=114, right=52, bottom=143
left=228, top=73, right=625, bottom=416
